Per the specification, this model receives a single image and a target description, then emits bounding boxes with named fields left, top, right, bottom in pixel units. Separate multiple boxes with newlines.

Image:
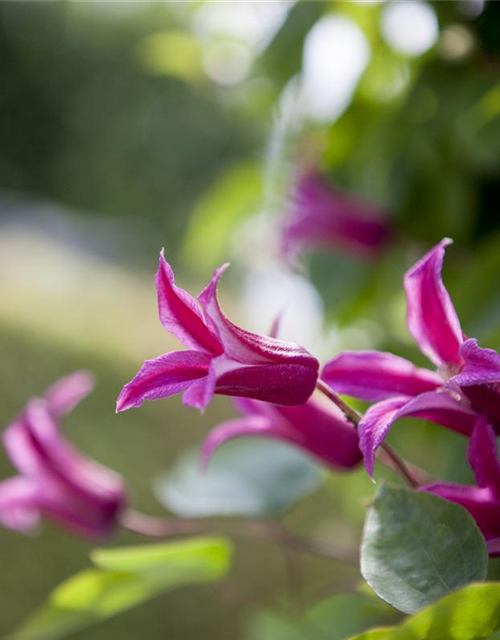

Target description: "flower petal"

left=453, top=339, right=500, bottom=422
left=321, top=351, right=441, bottom=401
left=116, top=350, right=211, bottom=412
left=275, top=399, right=362, bottom=469
left=359, top=396, right=410, bottom=477
left=0, top=477, right=40, bottom=533
left=200, top=415, right=283, bottom=469
left=467, top=416, right=500, bottom=494
left=214, top=358, right=319, bottom=406
left=422, top=482, right=500, bottom=542
left=182, top=363, right=216, bottom=411
left=45, top=371, right=95, bottom=418
left=156, top=251, right=222, bottom=354
left=198, top=264, right=320, bottom=370
left=360, top=391, right=478, bottom=476
left=404, top=238, right=462, bottom=367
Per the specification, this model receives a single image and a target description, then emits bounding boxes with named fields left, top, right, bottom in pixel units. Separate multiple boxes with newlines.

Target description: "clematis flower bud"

left=0, top=372, right=126, bottom=539
left=281, top=171, right=390, bottom=262
left=117, top=253, right=319, bottom=413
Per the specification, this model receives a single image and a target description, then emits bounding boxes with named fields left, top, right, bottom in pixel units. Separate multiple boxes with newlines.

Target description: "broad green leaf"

left=246, top=592, right=399, bottom=640
left=182, top=161, right=262, bottom=270
left=347, top=631, right=394, bottom=640
left=391, top=583, right=500, bottom=639
left=155, top=439, right=323, bottom=518
left=361, top=484, right=488, bottom=614
left=14, top=536, right=232, bottom=640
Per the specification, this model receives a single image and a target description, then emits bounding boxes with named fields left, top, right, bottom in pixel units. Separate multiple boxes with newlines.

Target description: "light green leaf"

left=182, top=161, right=262, bottom=270
left=155, top=439, right=323, bottom=518
left=14, top=536, right=232, bottom=640
left=391, top=583, right=500, bottom=640
left=347, top=631, right=394, bottom=640
left=361, top=484, right=488, bottom=614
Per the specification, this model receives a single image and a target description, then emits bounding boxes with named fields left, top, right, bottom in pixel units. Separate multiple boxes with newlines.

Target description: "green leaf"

left=182, top=161, right=262, bottom=270
left=14, top=536, right=232, bottom=640
left=361, top=484, right=488, bottom=614
left=347, top=631, right=394, bottom=640
left=155, top=439, right=323, bottom=518
left=391, top=583, right=500, bottom=640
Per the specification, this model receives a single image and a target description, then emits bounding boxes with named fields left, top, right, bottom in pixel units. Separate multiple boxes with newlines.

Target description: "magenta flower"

left=321, top=238, right=498, bottom=475
left=423, top=416, right=500, bottom=556
left=117, top=253, right=319, bottom=412
left=201, top=396, right=362, bottom=471
left=281, top=171, right=390, bottom=262
left=0, top=372, right=126, bottom=538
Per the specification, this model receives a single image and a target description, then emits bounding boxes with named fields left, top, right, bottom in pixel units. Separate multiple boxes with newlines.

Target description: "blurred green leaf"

left=347, top=631, right=393, bottom=640
left=13, top=536, right=232, bottom=640
left=155, top=439, right=323, bottom=518
left=361, top=484, right=488, bottom=614
left=136, top=30, right=203, bottom=82
left=182, top=161, right=262, bottom=270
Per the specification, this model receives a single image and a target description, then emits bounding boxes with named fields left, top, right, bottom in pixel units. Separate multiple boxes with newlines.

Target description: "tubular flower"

left=117, top=253, right=319, bottom=413
left=281, top=171, right=390, bottom=262
left=321, top=238, right=500, bottom=475
left=0, top=372, right=126, bottom=538
left=423, top=416, right=500, bottom=556
left=201, top=396, right=362, bottom=471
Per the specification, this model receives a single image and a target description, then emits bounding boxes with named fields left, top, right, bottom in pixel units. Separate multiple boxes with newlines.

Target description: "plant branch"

left=316, top=380, right=424, bottom=488
left=119, top=509, right=359, bottom=566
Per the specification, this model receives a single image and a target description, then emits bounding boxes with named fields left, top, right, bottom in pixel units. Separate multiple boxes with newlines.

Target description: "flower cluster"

left=2, top=214, right=500, bottom=556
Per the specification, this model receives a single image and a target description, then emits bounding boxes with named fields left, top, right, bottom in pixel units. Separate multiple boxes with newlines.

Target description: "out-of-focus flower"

left=281, top=171, right=390, bottom=262
left=423, top=415, right=500, bottom=556
left=0, top=372, right=126, bottom=538
left=117, top=252, right=319, bottom=413
left=201, top=396, right=362, bottom=471
left=322, top=239, right=500, bottom=475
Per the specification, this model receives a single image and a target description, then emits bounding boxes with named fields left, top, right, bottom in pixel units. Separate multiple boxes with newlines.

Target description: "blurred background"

left=0, top=1, right=499, bottom=638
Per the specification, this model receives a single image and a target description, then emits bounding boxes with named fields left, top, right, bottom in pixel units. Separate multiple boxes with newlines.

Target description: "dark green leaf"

left=155, top=440, right=323, bottom=518
left=361, top=484, right=488, bottom=614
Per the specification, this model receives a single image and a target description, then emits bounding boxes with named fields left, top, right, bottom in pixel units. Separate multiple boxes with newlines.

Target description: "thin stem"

left=119, top=509, right=359, bottom=566
left=316, top=380, right=423, bottom=488
left=316, top=379, right=361, bottom=426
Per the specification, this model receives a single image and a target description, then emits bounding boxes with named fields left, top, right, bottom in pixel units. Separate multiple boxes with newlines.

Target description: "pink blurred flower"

left=0, top=372, right=126, bottom=538
left=201, top=396, right=362, bottom=472
left=117, top=253, right=319, bottom=413
left=423, top=415, right=500, bottom=556
left=281, top=171, right=390, bottom=262
left=322, top=239, right=500, bottom=475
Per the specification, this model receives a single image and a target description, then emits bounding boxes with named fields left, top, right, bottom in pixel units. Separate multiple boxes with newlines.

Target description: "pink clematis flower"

left=281, top=171, right=390, bottom=262
left=321, top=238, right=500, bottom=475
left=0, top=372, right=126, bottom=538
left=423, top=416, right=500, bottom=556
left=201, top=396, right=362, bottom=471
left=117, top=253, right=320, bottom=413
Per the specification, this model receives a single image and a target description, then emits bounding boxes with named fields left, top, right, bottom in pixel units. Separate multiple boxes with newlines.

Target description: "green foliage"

left=361, top=485, right=488, bottom=614
left=155, top=439, right=323, bottom=518
left=349, top=583, right=500, bottom=640
left=13, top=537, right=232, bottom=640
left=182, top=161, right=263, bottom=270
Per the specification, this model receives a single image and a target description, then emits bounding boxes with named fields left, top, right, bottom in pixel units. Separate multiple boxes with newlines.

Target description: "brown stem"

left=119, top=509, right=359, bottom=566
left=316, top=380, right=424, bottom=488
